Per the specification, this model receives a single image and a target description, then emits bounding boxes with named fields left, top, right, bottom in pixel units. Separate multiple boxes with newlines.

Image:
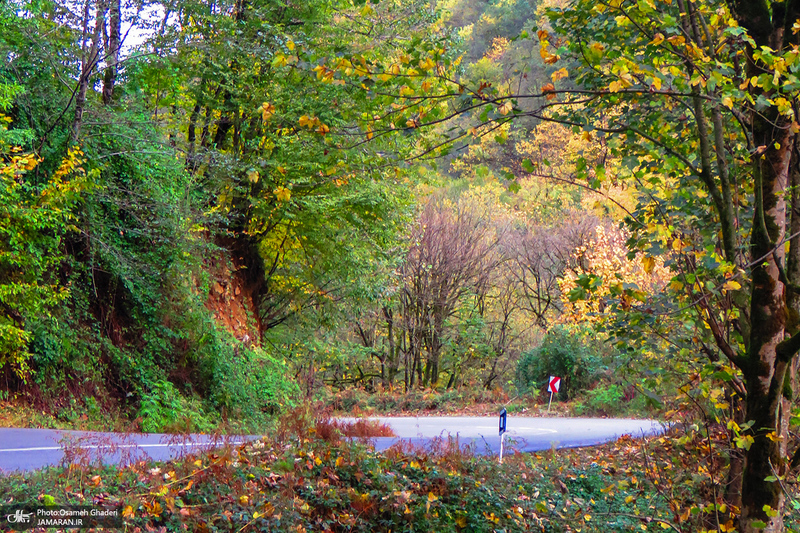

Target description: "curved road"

left=0, top=417, right=664, bottom=471
left=0, top=428, right=250, bottom=472
left=340, top=416, right=666, bottom=455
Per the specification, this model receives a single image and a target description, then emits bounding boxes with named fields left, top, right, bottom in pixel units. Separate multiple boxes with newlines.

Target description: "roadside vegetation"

left=2, top=408, right=796, bottom=533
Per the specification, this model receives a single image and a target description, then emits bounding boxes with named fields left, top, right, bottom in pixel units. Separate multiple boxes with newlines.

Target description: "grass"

left=0, top=409, right=795, bottom=532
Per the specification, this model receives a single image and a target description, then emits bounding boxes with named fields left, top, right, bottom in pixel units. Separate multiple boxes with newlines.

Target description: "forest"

left=3, top=0, right=800, bottom=530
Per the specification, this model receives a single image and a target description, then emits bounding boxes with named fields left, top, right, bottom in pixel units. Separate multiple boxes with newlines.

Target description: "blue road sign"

left=499, top=408, right=507, bottom=436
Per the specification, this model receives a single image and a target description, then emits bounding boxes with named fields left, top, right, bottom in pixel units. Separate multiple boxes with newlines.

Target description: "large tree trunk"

left=723, top=3, right=800, bottom=531
left=740, top=115, right=793, bottom=532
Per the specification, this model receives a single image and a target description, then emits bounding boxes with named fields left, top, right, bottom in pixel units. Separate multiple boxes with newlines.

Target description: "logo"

left=6, top=510, right=33, bottom=524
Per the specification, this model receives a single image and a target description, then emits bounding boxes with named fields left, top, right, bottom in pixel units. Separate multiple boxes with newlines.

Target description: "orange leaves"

left=297, top=115, right=329, bottom=135
left=541, top=83, right=557, bottom=101
left=551, top=68, right=569, bottom=82
left=538, top=28, right=559, bottom=64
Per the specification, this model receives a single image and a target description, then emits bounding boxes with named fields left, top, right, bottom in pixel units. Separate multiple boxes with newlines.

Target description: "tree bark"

left=73, top=0, right=107, bottom=139
left=101, top=0, right=120, bottom=105
left=740, top=117, right=793, bottom=533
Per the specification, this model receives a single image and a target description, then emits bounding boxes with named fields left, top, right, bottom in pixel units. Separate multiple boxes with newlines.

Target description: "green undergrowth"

left=1, top=412, right=794, bottom=532
left=322, top=386, right=660, bottom=419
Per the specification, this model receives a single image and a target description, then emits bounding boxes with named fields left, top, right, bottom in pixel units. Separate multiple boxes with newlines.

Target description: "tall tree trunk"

left=73, top=0, right=107, bottom=140
left=101, top=0, right=120, bottom=105
left=740, top=120, right=793, bottom=533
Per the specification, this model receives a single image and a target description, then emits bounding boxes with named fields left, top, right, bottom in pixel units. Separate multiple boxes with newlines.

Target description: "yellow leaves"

left=455, top=515, right=467, bottom=528
left=261, top=102, right=275, bottom=122
left=539, top=35, right=559, bottom=64
left=298, top=115, right=329, bottom=134
left=551, top=67, right=569, bottom=82
left=609, top=80, right=625, bottom=93
left=239, top=495, right=249, bottom=505
left=735, top=434, right=755, bottom=450
left=145, top=501, right=163, bottom=517
left=90, top=475, right=102, bottom=487
left=650, top=33, right=665, bottom=46
left=418, top=57, right=436, bottom=71
left=483, top=511, right=500, bottom=524
left=274, top=186, right=291, bottom=202
left=650, top=76, right=662, bottom=91
left=286, top=40, right=295, bottom=51
left=335, top=456, right=343, bottom=467
left=247, top=170, right=260, bottom=183
left=722, top=279, right=741, bottom=291
left=366, top=125, right=374, bottom=140
left=666, top=35, right=685, bottom=46
left=669, top=279, right=684, bottom=292
left=498, top=101, right=513, bottom=115
left=122, top=506, right=134, bottom=519
left=273, top=53, right=287, bottom=67
left=722, top=96, right=734, bottom=109
left=642, top=256, right=655, bottom=274
left=766, top=431, right=783, bottom=442
left=399, top=85, right=416, bottom=97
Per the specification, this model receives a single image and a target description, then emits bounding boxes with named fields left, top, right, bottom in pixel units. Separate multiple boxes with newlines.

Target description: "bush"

left=515, top=326, right=604, bottom=399
left=208, top=345, right=301, bottom=425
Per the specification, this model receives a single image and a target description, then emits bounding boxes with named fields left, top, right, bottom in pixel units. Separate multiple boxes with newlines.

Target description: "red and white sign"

left=547, top=376, right=561, bottom=393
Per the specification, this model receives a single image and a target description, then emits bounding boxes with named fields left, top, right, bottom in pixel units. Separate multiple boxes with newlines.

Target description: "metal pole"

left=499, top=432, right=505, bottom=464
left=548, top=391, right=553, bottom=412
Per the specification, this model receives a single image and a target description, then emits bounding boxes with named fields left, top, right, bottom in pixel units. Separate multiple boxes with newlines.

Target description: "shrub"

left=515, top=326, right=604, bottom=399
left=208, top=345, right=301, bottom=425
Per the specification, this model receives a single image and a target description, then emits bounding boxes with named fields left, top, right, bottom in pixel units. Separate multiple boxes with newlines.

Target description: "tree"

left=0, top=84, right=85, bottom=376
left=535, top=1, right=800, bottom=530
left=400, top=193, right=501, bottom=388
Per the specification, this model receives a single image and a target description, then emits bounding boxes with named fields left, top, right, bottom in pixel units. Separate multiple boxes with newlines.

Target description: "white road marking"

left=0, top=441, right=243, bottom=453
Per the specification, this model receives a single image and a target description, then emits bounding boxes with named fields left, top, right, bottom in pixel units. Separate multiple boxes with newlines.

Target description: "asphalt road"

left=339, top=416, right=666, bottom=455
left=0, top=428, right=250, bottom=472
left=0, top=417, right=665, bottom=471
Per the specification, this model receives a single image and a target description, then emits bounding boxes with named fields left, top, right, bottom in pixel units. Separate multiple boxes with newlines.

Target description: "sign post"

left=547, top=376, right=561, bottom=412
left=498, top=408, right=507, bottom=464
